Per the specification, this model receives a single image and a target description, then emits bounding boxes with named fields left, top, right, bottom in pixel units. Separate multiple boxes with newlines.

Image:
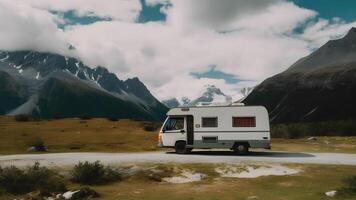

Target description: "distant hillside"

left=244, top=28, right=356, bottom=124
left=0, top=50, right=168, bottom=121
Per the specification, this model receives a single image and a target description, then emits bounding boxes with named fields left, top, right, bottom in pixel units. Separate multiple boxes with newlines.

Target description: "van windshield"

left=163, top=117, right=184, bottom=131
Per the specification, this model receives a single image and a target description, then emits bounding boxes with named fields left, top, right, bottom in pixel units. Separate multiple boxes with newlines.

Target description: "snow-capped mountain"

left=162, top=85, right=253, bottom=108
left=0, top=50, right=167, bottom=121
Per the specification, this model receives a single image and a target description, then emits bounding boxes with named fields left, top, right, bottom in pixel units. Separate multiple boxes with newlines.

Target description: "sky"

left=0, top=0, right=356, bottom=101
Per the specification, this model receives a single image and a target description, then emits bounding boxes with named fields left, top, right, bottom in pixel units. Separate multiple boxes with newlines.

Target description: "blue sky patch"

left=52, top=10, right=112, bottom=29
left=191, top=66, right=240, bottom=84
left=291, top=0, right=356, bottom=22
left=137, top=0, right=168, bottom=23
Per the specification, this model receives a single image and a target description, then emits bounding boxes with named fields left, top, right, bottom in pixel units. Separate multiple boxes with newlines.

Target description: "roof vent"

left=231, top=102, right=245, bottom=106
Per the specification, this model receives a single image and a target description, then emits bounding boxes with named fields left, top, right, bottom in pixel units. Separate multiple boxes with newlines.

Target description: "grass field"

left=1, top=163, right=355, bottom=200
left=272, top=137, right=356, bottom=153
left=88, top=164, right=356, bottom=200
left=0, top=116, right=356, bottom=154
left=0, top=116, right=160, bottom=154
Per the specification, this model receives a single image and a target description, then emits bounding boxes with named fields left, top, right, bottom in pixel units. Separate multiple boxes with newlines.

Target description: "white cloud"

left=19, top=0, right=142, bottom=22
left=0, top=0, right=356, bottom=102
left=0, top=0, right=69, bottom=54
left=165, top=0, right=281, bottom=32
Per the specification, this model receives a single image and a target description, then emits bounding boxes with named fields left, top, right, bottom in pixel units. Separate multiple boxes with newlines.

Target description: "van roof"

left=167, top=105, right=268, bottom=116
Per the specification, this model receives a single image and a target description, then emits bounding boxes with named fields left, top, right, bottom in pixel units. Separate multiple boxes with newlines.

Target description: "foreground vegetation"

left=271, top=119, right=356, bottom=138
left=0, top=162, right=356, bottom=200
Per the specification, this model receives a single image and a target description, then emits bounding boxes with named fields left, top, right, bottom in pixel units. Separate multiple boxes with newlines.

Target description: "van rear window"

left=233, top=117, right=256, bottom=127
left=202, top=117, right=218, bottom=127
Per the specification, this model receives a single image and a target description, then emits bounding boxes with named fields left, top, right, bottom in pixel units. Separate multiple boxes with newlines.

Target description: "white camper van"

left=158, top=104, right=270, bottom=154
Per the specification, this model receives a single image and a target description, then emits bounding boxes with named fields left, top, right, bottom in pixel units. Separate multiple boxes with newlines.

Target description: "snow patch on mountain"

left=162, top=85, right=254, bottom=108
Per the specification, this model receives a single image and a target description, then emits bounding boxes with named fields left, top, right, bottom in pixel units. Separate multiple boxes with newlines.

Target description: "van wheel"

left=175, top=141, right=188, bottom=154
left=233, top=143, right=249, bottom=155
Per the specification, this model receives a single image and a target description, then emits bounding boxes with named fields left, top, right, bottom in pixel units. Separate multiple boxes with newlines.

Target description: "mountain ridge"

left=243, top=27, right=356, bottom=124
left=0, top=50, right=168, bottom=121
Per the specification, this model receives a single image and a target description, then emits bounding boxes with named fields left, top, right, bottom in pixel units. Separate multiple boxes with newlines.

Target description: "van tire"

left=175, top=141, right=188, bottom=154
left=233, top=143, right=249, bottom=155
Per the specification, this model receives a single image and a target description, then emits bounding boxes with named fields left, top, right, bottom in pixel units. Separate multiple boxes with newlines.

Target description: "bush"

left=271, top=119, right=356, bottom=138
left=71, top=161, right=121, bottom=185
left=0, top=162, right=66, bottom=194
left=14, top=114, right=37, bottom=122
left=28, top=138, right=46, bottom=152
left=143, top=122, right=162, bottom=132
left=107, top=117, right=119, bottom=122
left=343, top=176, right=356, bottom=193
left=79, top=114, right=92, bottom=120
left=143, top=125, right=156, bottom=132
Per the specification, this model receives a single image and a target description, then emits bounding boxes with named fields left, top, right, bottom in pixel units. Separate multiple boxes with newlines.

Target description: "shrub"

left=71, top=161, right=121, bottom=185
left=143, top=125, right=156, bottom=132
left=79, top=114, right=92, bottom=120
left=343, top=176, right=356, bottom=193
left=14, top=114, right=33, bottom=122
left=143, top=122, right=162, bottom=132
left=107, top=117, right=119, bottom=122
left=271, top=119, right=356, bottom=138
left=0, top=162, right=66, bottom=194
left=28, top=138, right=46, bottom=152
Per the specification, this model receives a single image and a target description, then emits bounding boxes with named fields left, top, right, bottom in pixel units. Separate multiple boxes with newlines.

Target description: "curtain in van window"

left=233, top=117, right=256, bottom=127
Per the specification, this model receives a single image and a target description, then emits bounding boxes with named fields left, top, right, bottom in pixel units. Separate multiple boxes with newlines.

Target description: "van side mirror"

left=162, top=129, right=165, bottom=133
left=180, top=130, right=185, bottom=133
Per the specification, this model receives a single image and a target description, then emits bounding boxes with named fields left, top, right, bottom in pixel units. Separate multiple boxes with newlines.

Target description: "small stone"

left=307, top=137, right=317, bottom=141
left=325, top=190, right=337, bottom=197
left=27, top=146, right=37, bottom=152
left=247, top=196, right=259, bottom=199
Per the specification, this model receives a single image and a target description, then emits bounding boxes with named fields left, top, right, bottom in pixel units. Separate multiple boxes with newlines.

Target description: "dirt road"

left=1, top=150, right=356, bottom=167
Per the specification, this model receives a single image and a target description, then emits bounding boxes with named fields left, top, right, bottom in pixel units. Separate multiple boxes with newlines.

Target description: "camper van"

left=158, top=104, right=270, bottom=154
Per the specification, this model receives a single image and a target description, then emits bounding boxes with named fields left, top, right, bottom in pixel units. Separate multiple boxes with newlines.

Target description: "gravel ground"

left=1, top=150, right=356, bottom=167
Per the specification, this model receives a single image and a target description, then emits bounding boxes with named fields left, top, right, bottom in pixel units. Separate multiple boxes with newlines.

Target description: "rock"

left=325, top=190, right=337, bottom=197
left=61, top=188, right=99, bottom=200
left=247, top=196, right=259, bottom=199
left=27, top=145, right=47, bottom=152
left=307, top=137, right=317, bottom=141
left=62, top=190, right=80, bottom=199
left=27, top=146, right=37, bottom=152
left=71, top=187, right=100, bottom=199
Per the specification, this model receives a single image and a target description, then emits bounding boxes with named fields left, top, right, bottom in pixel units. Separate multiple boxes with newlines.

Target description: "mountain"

left=162, top=98, right=180, bottom=108
left=0, top=50, right=168, bottom=121
left=163, top=85, right=236, bottom=108
left=243, top=27, right=356, bottom=124
left=189, top=85, right=231, bottom=105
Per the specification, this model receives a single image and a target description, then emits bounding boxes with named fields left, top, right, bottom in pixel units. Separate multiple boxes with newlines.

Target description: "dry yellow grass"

left=64, top=164, right=356, bottom=200
left=272, top=137, right=356, bottom=153
left=1, top=116, right=356, bottom=155
left=0, top=116, right=161, bottom=154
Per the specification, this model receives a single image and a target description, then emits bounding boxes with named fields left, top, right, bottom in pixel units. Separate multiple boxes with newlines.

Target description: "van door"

left=161, top=117, right=186, bottom=147
left=186, top=115, right=194, bottom=145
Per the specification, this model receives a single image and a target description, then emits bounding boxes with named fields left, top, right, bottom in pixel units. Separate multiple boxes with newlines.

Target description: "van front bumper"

left=157, top=140, right=163, bottom=147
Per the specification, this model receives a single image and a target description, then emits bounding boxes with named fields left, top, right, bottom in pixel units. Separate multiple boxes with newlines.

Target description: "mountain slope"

left=0, top=50, right=168, bottom=121
left=0, top=70, right=25, bottom=114
left=243, top=28, right=356, bottom=124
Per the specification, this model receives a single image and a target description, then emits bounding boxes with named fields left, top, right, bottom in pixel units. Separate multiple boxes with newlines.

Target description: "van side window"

left=232, top=117, right=256, bottom=127
left=164, top=117, right=184, bottom=131
left=202, top=117, right=218, bottom=127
